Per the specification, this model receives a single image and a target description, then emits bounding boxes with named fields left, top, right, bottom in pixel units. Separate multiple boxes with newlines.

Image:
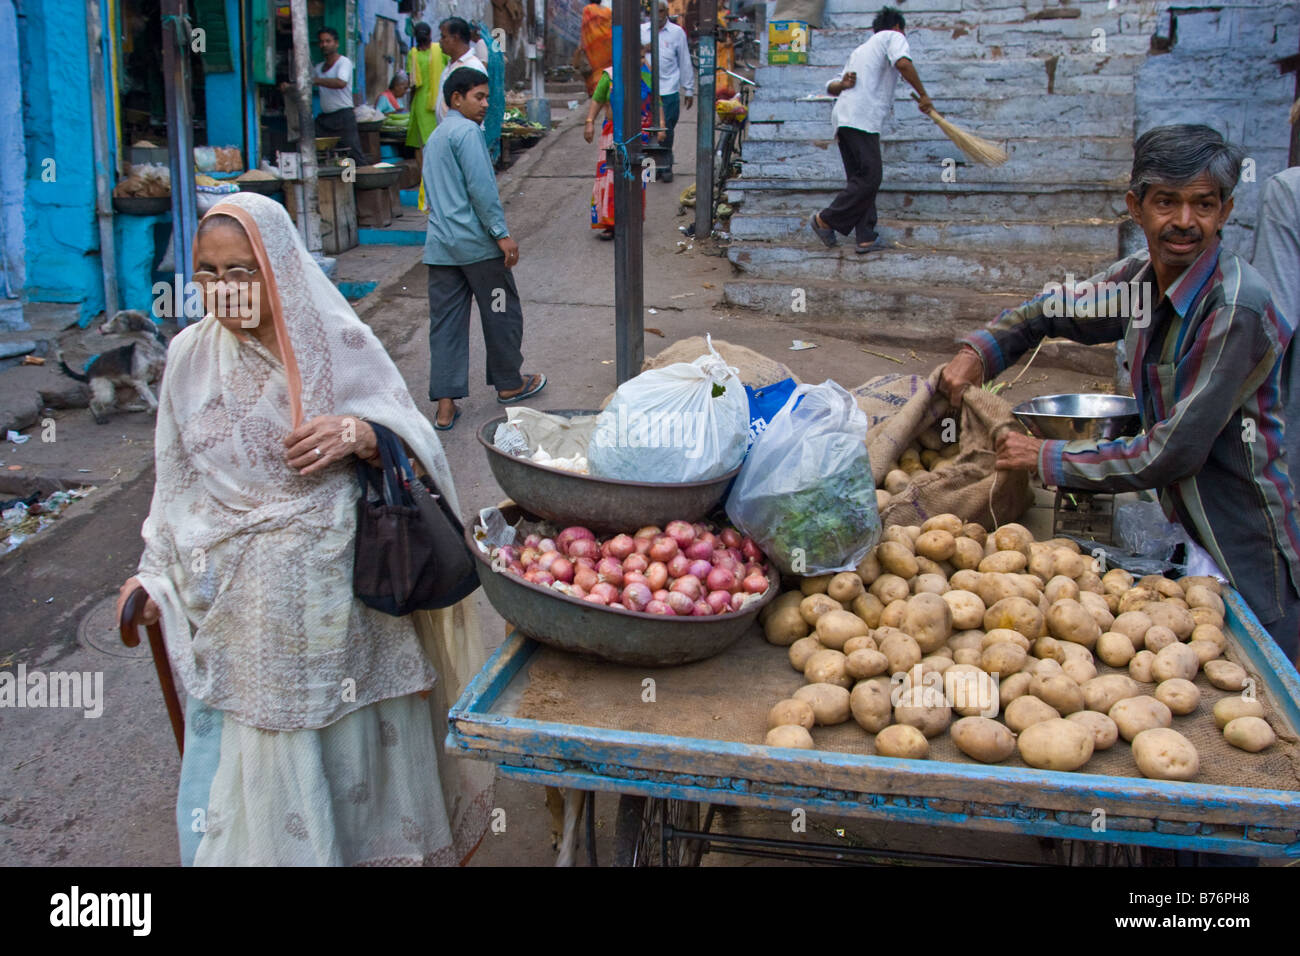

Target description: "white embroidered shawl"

left=134, top=193, right=465, bottom=731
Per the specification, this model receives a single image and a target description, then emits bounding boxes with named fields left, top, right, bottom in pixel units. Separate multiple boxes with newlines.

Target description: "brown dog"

left=55, top=310, right=169, bottom=424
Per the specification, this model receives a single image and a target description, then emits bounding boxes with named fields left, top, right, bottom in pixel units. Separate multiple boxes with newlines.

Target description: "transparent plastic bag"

left=589, top=335, right=749, bottom=483
left=725, top=380, right=881, bottom=575
left=1114, top=500, right=1190, bottom=561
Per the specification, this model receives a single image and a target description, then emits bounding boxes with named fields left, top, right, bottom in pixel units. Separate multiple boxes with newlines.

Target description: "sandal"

left=433, top=405, right=461, bottom=431
left=497, top=373, right=547, bottom=404
left=809, top=213, right=837, bottom=248
left=597, top=229, right=615, bottom=241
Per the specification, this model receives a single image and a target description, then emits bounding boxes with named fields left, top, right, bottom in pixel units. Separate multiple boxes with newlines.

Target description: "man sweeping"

left=810, top=6, right=932, bottom=254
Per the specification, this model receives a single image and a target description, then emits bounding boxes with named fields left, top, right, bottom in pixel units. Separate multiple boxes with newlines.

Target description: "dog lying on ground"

left=55, top=310, right=169, bottom=424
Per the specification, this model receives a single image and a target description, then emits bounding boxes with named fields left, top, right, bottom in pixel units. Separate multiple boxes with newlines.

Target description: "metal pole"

left=290, top=0, right=322, bottom=254
left=649, top=0, right=660, bottom=139
left=87, top=0, right=119, bottom=318
left=694, top=0, right=716, bottom=239
left=612, top=0, right=644, bottom=384
left=161, top=0, right=199, bottom=321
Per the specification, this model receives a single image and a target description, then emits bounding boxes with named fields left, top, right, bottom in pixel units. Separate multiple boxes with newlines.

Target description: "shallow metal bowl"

left=477, top=409, right=741, bottom=534
left=233, top=177, right=283, bottom=196
left=467, top=505, right=776, bottom=666
left=1013, top=393, right=1142, bottom=442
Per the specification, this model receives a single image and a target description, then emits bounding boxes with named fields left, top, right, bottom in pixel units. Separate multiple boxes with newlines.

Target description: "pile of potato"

left=876, top=423, right=961, bottom=511
left=761, top=514, right=1278, bottom=779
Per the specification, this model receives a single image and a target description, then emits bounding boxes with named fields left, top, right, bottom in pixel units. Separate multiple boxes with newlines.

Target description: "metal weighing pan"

left=466, top=505, right=777, bottom=667
left=477, top=409, right=741, bottom=533
left=1013, top=393, right=1141, bottom=442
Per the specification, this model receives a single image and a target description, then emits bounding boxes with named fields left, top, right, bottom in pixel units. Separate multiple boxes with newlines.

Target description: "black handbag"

left=353, top=421, right=480, bottom=615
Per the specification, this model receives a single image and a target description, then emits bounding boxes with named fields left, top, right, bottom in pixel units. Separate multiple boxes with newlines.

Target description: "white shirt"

left=314, top=55, right=354, bottom=114
left=828, top=29, right=910, bottom=134
left=437, top=50, right=487, bottom=121
left=657, top=20, right=694, bottom=97
left=473, top=38, right=490, bottom=63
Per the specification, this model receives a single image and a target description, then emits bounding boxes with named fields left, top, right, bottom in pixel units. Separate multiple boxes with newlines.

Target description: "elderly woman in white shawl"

left=114, top=193, right=493, bottom=866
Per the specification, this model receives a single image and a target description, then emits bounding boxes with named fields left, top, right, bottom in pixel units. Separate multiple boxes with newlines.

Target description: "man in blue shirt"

left=424, top=68, right=546, bottom=430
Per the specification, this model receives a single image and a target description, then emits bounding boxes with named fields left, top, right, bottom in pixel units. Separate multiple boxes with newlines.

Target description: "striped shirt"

left=961, top=239, right=1300, bottom=626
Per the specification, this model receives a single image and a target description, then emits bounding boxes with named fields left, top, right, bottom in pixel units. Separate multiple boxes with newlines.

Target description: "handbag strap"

left=355, top=422, right=410, bottom=508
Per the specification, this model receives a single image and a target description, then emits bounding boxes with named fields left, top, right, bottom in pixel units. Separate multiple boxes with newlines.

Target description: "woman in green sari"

left=406, top=21, right=446, bottom=163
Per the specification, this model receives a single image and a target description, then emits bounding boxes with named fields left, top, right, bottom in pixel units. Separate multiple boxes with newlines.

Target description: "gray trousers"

left=427, top=260, right=524, bottom=401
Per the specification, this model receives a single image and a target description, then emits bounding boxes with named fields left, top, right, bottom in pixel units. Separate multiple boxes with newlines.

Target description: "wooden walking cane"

left=119, top=586, right=185, bottom=755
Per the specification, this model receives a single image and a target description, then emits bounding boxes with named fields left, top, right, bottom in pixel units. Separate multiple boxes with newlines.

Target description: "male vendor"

left=941, top=124, right=1300, bottom=660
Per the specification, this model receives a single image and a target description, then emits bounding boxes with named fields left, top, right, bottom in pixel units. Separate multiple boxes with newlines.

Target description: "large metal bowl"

left=1013, top=393, right=1142, bottom=442
left=467, top=505, right=777, bottom=666
left=477, top=409, right=741, bottom=533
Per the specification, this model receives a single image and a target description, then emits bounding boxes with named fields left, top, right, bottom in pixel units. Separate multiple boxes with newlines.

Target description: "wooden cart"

left=445, top=590, right=1300, bottom=866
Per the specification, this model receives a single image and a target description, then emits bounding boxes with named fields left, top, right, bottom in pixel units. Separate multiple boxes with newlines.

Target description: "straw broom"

left=913, top=94, right=1009, bottom=167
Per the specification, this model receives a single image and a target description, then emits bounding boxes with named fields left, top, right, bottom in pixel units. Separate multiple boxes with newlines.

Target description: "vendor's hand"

left=684, top=95, right=694, bottom=110
left=916, top=94, right=934, bottom=115
left=116, top=578, right=160, bottom=628
left=840, top=71, right=857, bottom=90
left=656, top=130, right=666, bottom=143
left=498, top=236, right=520, bottom=267
left=285, top=415, right=379, bottom=475
left=995, top=430, right=1042, bottom=475
left=940, top=347, right=984, bottom=406
left=583, top=120, right=595, bottom=143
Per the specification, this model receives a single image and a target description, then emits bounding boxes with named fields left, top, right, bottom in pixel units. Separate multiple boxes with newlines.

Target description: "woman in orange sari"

left=580, top=1, right=612, bottom=96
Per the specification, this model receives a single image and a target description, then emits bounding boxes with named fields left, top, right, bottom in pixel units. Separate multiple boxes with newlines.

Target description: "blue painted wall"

left=204, top=0, right=246, bottom=155
left=0, top=0, right=27, bottom=330
left=1137, top=3, right=1300, bottom=256
left=18, top=0, right=104, bottom=325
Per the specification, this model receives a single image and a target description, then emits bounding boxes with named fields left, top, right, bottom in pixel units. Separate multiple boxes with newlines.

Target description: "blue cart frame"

left=447, top=590, right=1300, bottom=862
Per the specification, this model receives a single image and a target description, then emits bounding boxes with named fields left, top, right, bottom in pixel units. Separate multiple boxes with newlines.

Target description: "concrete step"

left=728, top=213, right=1121, bottom=254
left=747, top=94, right=1135, bottom=139
left=719, top=276, right=1117, bottom=376
left=726, top=180, right=1128, bottom=222
left=754, top=53, right=1143, bottom=94
left=726, top=242, right=1112, bottom=289
left=817, top=17, right=1156, bottom=56
left=739, top=137, right=1132, bottom=185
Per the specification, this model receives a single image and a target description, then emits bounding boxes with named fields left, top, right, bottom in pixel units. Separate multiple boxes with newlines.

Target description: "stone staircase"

left=723, top=0, right=1160, bottom=368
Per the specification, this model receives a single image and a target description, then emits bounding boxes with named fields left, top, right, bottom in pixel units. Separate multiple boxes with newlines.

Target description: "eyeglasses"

left=194, top=267, right=260, bottom=286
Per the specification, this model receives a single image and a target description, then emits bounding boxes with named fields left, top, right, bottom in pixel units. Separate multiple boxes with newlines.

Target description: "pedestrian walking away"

left=811, top=6, right=933, bottom=254
left=654, top=0, right=695, bottom=183
left=406, top=20, right=446, bottom=168
left=424, top=68, right=545, bottom=431
left=310, top=27, right=368, bottom=165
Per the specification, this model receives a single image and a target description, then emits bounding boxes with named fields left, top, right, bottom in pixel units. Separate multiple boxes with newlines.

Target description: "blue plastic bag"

left=744, top=377, right=798, bottom=449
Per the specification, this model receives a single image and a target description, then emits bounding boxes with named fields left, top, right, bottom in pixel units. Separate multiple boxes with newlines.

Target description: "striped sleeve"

left=959, top=257, right=1139, bottom=378
left=1050, top=298, right=1280, bottom=493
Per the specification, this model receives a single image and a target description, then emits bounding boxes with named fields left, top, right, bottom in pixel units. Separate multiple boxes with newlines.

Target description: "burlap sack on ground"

left=854, top=366, right=1033, bottom=529
left=642, top=337, right=800, bottom=388
left=601, top=337, right=800, bottom=409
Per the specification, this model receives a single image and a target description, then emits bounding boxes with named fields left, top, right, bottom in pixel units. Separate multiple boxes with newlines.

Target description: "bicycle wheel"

left=612, top=795, right=706, bottom=867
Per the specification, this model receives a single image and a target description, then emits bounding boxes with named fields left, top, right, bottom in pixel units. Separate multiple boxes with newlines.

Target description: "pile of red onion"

left=493, top=520, right=773, bottom=616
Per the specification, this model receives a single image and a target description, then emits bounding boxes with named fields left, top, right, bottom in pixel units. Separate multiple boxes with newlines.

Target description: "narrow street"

left=0, top=103, right=1100, bottom=867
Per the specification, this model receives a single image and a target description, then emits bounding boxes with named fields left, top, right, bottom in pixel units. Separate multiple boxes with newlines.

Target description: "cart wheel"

left=612, top=795, right=707, bottom=867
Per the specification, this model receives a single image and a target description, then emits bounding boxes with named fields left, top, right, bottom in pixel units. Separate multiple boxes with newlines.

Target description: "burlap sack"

left=642, top=336, right=800, bottom=388
left=602, top=337, right=801, bottom=409
left=854, top=366, right=1033, bottom=529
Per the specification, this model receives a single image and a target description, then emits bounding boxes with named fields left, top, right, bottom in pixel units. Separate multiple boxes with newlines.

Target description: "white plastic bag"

left=725, top=380, right=881, bottom=575
left=589, top=336, right=749, bottom=482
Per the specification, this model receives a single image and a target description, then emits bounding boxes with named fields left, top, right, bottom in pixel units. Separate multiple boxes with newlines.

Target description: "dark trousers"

left=427, top=260, right=524, bottom=401
left=660, top=92, right=681, bottom=174
left=819, top=127, right=882, bottom=242
left=315, top=107, right=368, bottom=165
